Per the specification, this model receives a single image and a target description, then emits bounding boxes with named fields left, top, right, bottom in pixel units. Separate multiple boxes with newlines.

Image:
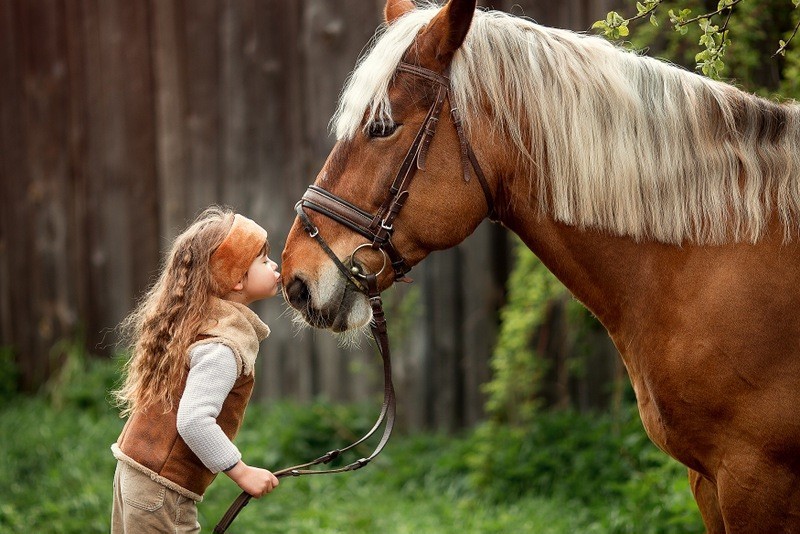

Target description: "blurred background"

left=2, top=0, right=797, bottom=532
left=0, top=0, right=619, bottom=430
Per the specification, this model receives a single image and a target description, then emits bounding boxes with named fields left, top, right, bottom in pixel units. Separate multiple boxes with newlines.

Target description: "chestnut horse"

left=281, top=0, right=800, bottom=531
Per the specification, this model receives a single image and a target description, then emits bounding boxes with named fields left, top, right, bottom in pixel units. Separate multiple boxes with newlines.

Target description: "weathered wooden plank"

left=118, top=0, right=160, bottom=299
left=79, top=0, right=133, bottom=339
left=417, top=251, right=460, bottom=431
left=498, top=0, right=607, bottom=30
left=219, top=0, right=251, bottom=209
left=260, top=0, right=315, bottom=401
left=14, top=0, right=75, bottom=385
left=72, top=0, right=110, bottom=354
left=296, top=0, right=386, bottom=403
left=460, top=221, right=502, bottom=426
left=182, top=0, right=222, bottom=214
left=64, top=0, right=93, bottom=358
left=0, top=0, right=32, bottom=385
left=382, top=283, right=426, bottom=429
left=152, top=0, right=190, bottom=240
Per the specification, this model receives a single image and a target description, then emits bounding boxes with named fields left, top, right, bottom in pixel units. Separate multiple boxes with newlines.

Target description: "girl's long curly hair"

left=113, top=206, right=235, bottom=417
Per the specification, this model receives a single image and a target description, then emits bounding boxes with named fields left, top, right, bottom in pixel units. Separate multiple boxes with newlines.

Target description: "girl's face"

left=240, top=254, right=281, bottom=304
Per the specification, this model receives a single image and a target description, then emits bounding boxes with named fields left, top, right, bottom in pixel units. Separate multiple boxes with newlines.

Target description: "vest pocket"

left=120, top=463, right=167, bottom=512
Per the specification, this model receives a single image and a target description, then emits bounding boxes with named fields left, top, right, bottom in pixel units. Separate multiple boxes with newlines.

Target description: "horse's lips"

left=292, top=299, right=352, bottom=332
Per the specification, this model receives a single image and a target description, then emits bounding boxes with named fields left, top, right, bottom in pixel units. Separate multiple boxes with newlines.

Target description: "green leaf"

left=612, top=11, right=627, bottom=25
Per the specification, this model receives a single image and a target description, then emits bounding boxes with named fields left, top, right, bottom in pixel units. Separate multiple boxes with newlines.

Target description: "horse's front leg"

left=689, top=468, right=725, bottom=534
left=714, top=454, right=800, bottom=533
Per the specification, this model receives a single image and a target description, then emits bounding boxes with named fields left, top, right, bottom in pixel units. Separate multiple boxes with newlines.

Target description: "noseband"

left=214, top=62, right=494, bottom=534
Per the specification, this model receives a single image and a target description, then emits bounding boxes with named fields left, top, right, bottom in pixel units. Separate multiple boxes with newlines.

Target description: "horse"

left=280, top=0, right=800, bottom=531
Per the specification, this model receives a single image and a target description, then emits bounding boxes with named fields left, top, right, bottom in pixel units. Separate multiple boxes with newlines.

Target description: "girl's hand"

left=224, top=461, right=280, bottom=498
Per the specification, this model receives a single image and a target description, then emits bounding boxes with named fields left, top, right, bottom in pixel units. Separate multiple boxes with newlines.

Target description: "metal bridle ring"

left=347, top=243, right=388, bottom=279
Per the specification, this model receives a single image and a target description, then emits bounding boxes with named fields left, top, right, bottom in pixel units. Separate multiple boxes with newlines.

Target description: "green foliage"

left=466, top=406, right=703, bottom=533
left=0, top=346, right=19, bottom=402
left=695, top=17, right=731, bottom=79
left=1, top=356, right=701, bottom=533
left=483, top=238, right=568, bottom=424
left=624, top=0, right=800, bottom=93
left=778, top=6, right=800, bottom=96
left=236, top=399, right=380, bottom=471
left=0, top=395, right=123, bottom=533
left=595, top=0, right=800, bottom=81
left=43, top=338, right=121, bottom=414
left=592, top=11, right=632, bottom=39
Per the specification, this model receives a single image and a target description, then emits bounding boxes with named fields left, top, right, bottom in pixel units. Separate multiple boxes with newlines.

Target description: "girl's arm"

left=177, top=343, right=279, bottom=497
left=176, top=343, right=242, bottom=473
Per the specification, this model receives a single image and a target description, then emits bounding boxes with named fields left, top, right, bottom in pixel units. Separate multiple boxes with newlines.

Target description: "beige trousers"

left=112, top=461, right=201, bottom=533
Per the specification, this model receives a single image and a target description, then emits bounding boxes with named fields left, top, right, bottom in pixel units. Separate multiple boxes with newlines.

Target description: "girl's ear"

left=385, top=0, right=415, bottom=24
left=232, top=279, right=244, bottom=292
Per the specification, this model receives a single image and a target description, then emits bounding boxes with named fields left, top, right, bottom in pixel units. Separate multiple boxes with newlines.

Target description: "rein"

left=214, top=61, right=492, bottom=533
left=213, top=273, right=394, bottom=534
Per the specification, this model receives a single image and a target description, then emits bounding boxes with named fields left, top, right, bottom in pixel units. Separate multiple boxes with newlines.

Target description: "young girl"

left=111, top=206, right=281, bottom=533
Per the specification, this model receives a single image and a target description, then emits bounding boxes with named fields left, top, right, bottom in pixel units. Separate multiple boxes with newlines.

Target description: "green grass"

left=0, top=358, right=703, bottom=533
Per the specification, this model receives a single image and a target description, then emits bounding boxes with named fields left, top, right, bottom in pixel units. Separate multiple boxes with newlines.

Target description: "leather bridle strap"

left=213, top=274, right=395, bottom=534
left=395, top=62, right=496, bottom=221
left=294, top=196, right=370, bottom=292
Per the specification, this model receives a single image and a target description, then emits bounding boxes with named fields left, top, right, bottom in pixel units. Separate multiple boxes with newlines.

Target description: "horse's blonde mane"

left=333, top=4, right=800, bottom=244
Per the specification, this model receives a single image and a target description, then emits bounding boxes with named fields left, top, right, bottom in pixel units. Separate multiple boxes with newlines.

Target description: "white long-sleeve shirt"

left=176, top=342, right=242, bottom=473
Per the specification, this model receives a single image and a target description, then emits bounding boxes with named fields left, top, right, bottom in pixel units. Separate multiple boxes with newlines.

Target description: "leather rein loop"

left=214, top=61, right=493, bottom=534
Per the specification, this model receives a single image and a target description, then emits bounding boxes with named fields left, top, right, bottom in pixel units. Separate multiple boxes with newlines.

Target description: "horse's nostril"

left=285, top=277, right=310, bottom=309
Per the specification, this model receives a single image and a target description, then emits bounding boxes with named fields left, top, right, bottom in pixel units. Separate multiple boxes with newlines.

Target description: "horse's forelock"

left=332, top=6, right=440, bottom=140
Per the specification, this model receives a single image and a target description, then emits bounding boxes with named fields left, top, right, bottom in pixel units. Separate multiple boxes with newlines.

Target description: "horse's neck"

left=503, top=208, right=657, bottom=336
left=503, top=199, right=799, bottom=343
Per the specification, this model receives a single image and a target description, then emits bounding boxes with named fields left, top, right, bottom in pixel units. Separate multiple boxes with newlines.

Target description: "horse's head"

left=282, top=0, right=497, bottom=332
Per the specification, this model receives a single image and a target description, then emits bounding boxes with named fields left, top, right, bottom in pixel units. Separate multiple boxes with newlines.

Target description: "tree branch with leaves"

left=593, top=0, right=800, bottom=79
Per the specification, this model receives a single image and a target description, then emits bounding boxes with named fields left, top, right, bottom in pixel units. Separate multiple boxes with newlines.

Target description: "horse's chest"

left=624, top=344, right=731, bottom=469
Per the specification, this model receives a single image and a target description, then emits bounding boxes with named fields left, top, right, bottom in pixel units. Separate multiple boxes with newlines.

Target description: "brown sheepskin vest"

left=112, top=298, right=269, bottom=501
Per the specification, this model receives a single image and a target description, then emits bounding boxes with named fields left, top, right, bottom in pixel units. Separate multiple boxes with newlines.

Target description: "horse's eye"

left=366, top=121, right=398, bottom=139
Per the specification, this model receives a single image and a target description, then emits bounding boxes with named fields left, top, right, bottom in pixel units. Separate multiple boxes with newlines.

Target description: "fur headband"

left=210, top=214, right=268, bottom=291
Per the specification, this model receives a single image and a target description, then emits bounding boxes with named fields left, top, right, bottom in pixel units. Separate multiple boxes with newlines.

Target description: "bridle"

left=296, top=62, right=495, bottom=287
left=214, top=61, right=494, bottom=534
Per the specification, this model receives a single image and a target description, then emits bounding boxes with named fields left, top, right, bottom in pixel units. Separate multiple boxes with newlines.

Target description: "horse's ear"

left=385, top=0, right=415, bottom=24
left=414, top=0, right=476, bottom=68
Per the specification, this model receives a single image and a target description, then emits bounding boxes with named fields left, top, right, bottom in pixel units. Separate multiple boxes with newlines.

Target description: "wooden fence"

left=0, top=0, right=613, bottom=430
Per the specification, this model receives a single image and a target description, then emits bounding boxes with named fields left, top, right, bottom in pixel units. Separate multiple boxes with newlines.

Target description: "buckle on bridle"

left=350, top=458, right=370, bottom=470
